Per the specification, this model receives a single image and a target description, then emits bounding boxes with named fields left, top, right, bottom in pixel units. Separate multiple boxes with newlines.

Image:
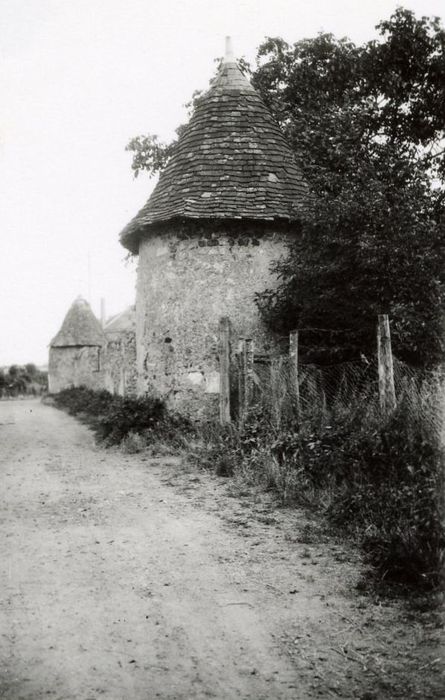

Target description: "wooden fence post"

left=219, top=317, right=231, bottom=425
left=377, top=314, right=396, bottom=414
left=289, top=330, right=301, bottom=419
left=236, top=339, right=245, bottom=425
left=270, top=356, right=284, bottom=429
left=243, top=338, right=254, bottom=415
left=238, top=338, right=254, bottom=424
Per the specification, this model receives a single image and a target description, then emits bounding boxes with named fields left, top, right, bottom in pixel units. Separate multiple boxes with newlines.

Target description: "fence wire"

left=237, top=352, right=444, bottom=439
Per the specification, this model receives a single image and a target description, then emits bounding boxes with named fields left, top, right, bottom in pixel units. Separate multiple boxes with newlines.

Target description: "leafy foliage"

left=252, top=10, right=445, bottom=366
left=192, top=390, right=444, bottom=592
left=0, top=364, right=47, bottom=397
left=126, top=8, right=445, bottom=367
left=126, top=134, right=176, bottom=178
left=52, top=386, right=194, bottom=449
left=53, top=386, right=113, bottom=419
left=95, top=394, right=165, bottom=443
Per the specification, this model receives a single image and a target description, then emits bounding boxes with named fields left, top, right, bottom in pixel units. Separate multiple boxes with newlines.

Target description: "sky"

left=0, top=0, right=443, bottom=366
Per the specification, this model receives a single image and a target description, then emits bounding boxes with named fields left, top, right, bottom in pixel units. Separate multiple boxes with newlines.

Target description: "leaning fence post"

left=377, top=314, right=396, bottom=414
left=219, top=317, right=231, bottom=425
left=289, top=330, right=301, bottom=419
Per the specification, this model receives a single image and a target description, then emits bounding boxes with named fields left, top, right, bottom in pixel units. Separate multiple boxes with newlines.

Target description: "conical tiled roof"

left=50, top=297, right=106, bottom=347
left=120, top=54, right=311, bottom=252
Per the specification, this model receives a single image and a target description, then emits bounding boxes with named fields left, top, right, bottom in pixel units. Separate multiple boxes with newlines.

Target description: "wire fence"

left=231, top=349, right=444, bottom=440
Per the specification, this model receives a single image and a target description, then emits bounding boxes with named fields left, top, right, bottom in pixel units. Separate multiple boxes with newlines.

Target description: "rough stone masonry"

left=120, top=39, right=311, bottom=417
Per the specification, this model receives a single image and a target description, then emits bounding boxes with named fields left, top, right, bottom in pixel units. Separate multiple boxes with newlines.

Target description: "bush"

left=95, top=395, right=165, bottom=444
left=53, top=385, right=444, bottom=592
left=192, top=393, right=444, bottom=592
left=51, top=386, right=194, bottom=450
left=53, top=387, right=113, bottom=419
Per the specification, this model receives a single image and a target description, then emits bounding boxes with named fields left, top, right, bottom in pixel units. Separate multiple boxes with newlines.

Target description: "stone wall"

left=48, top=346, right=107, bottom=393
left=104, top=331, right=137, bottom=397
left=136, top=222, right=296, bottom=417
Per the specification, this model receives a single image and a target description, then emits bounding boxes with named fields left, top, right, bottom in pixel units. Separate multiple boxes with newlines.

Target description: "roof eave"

left=119, top=212, right=307, bottom=253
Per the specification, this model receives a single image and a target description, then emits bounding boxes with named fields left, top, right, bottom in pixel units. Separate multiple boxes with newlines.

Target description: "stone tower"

left=48, top=296, right=107, bottom=393
left=120, top=39, right=310, bottom=416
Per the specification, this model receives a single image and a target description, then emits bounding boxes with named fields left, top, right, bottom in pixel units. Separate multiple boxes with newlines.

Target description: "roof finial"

left=224, top=36, right=235, bottom=63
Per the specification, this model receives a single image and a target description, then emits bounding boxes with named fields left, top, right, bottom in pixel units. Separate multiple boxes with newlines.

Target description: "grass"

left=188, top=387, right=445, bottom=595
left=49, top=381, right=445, bottom=596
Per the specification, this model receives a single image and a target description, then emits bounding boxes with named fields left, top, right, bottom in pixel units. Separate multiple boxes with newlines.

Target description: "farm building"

left=120, top=39, right=311, bottom=417
left=104, top=305, right=137, bottom=396
left=49, top=299, right=137, bottom=396
left=48, top=297, right=107, bottom=393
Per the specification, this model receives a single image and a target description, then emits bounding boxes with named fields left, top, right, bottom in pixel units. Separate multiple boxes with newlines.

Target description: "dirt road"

left=0, top=400, right=443, bottom=699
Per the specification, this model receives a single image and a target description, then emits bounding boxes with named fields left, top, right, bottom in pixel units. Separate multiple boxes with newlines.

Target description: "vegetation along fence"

left=218, top=314, right=444, bottom=439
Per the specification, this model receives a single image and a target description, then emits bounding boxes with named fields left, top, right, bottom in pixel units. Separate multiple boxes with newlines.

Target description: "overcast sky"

left=0, top=0, right=443, bottom=366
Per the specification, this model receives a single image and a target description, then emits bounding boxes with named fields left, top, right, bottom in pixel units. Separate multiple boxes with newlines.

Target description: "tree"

left=251, top=9, right=445, bottom=367
left=126, top=134, right=175, bottom=178
left=25, top=363, right=37, bottom=378
left=126, top=8, right=445, bottom=367
left=1, top=364, right=47, bottom=396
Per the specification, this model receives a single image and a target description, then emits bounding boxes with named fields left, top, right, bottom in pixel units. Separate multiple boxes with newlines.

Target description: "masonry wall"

left=136, top=223, right=295, bottom=417
left=104, top=331, right=137, bottom=397
left=48, top=346, right=107, bottom=394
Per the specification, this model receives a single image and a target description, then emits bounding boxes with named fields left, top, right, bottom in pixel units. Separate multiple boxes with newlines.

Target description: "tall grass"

left=191, top=381, right=445, bottom=592
left=51, top=383, right=444, bottom=591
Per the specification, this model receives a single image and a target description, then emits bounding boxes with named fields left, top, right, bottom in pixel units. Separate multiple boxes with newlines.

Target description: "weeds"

left=190, top=390, right=445, bottom=593
left=51, top=382, right=444, bottom=594
left=51, top=386, right=194, bottom=452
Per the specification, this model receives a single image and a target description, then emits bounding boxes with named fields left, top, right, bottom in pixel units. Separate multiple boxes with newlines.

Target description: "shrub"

left=95, top=395, right=165, bottom=444
left=192, top=390, right=444, bottom=592
left=52, top=384, right=444, bottom=592
left=51, top=386, right=195, bottom=451
left=333, top=402, right=445, bottom=590
left=53, top=387, right=113, bottom=419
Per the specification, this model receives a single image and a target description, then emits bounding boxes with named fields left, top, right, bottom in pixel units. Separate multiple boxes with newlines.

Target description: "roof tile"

left=120, top=64, right=311, bottom=253
left=51, top=298, right=106, bottom=348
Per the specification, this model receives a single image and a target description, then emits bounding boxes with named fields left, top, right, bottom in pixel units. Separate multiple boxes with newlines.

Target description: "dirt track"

left=0, top=400, right=443, bottom=699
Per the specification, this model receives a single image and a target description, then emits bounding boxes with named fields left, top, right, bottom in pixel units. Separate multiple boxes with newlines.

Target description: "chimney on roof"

left=224, top=36, right=235, bottom=64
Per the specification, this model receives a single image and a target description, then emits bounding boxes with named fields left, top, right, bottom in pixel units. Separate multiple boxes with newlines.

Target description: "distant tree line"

left=0, top=364, right=48, bottom=398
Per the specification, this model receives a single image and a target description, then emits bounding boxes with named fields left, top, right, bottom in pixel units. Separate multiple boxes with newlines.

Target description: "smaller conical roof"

left=50, top=297, right=106, bottom=347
